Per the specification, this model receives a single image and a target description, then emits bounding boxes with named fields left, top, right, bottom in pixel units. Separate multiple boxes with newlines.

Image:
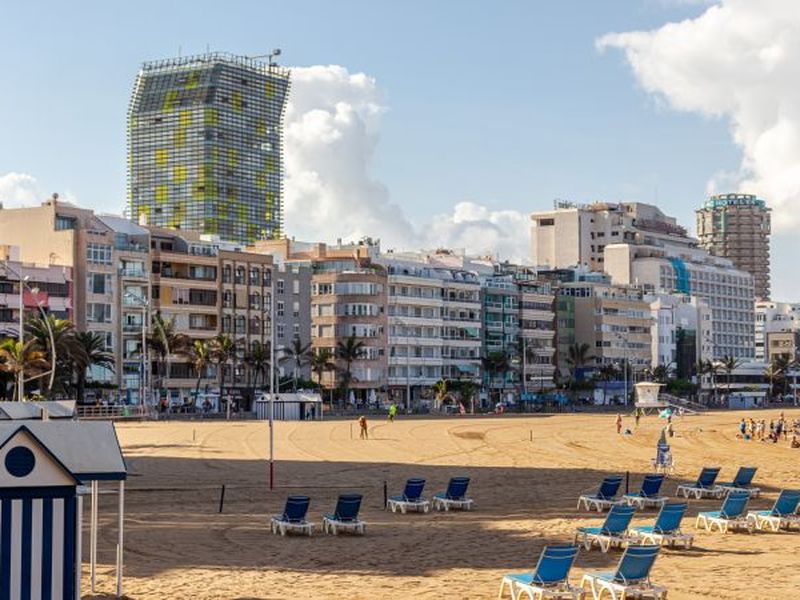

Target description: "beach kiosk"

left=0, top=421, right=127, bottom=599
left=255, top=393, right=323, bottom=420
left=634, top=382, right=666, bottom=413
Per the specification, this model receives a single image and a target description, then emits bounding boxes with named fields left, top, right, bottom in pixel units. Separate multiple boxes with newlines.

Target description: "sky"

left=1, top=0, right=798, bottom=298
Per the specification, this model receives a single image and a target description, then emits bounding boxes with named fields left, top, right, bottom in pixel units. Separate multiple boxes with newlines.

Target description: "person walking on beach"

left=635, top=407, right=642, bottom=427
left=616, top=413, right=623, bottom=435
left=739, top=418, right=747, bottom=439
left=388, top=403, right=398, bottom=423
left=358, top=415, right=368, bottom=439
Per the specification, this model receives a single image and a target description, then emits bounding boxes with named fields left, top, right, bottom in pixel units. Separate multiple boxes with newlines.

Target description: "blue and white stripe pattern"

left=0, top=492, right=76, bottom=600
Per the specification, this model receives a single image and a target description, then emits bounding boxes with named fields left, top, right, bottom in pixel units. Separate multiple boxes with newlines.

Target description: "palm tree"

left=147, top=313, right=189, bottom=401
left=246, top=340, right=270, bottom=392
left=650, top=363, right=673, bottom=384
left=720, top=355, right=741, bottom=397
left=210, top=334, right=236, bottom=402
left=482, top=352, right=510, bottom=404
left=0, top=339, right=48, bottom=400
left=336, top=336, right=365, bottom=408
left=26, top=315, right=81, bottom=397
left=766, top=355, right=790, bottom=400
left=73, top=331, right=115, bottom=403
left=565, top=343, right=593, bottom=380
left=310, top=348, right=334, bottom=393
left=432, top=378, right=449, bottom=411
left=188, top=340, right=211, bottom=404
left=281, top=338, right=311, bottom=392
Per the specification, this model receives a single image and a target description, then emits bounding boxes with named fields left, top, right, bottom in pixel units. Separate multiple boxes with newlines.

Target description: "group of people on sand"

left=616, top=408, right=673, bottom=437
left=737, top=412, right=800, bottom=447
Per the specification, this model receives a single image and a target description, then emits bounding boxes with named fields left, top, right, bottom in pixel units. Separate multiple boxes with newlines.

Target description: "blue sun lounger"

left=578, top=476, right=624, bottom=512
left=581, top=545, right=666, bottom=600
left=623, top=474, right=668, bottom=510
left=695, top=490, right=753, bottom=533
left=628, top=502, right=693, bottom=548
left=433, top=477, right=473, bottom=511
left=387, top=478, right=431, bottom=514
left=322, top=494, right=366, bottom=535
left=575, top=504, right=636, bottom=553
left=499, top=545, right=583, bottom=600
left=676, top=467, right=724, bottom=499
left=747, top=489, right=800, bottom=531
left=270, top=495, right=315, bottom=536
left=716, top=466, right=760, bottom=497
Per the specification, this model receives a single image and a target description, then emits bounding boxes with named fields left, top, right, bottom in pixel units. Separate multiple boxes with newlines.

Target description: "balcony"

left=120, top=268, right=148, bottom=279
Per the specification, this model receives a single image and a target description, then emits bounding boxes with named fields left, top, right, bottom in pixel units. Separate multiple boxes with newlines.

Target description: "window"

left=277, top=323, right=285, bottom=339
left=235, top=266, right=245, bottom=284
left=292, top=301, right=300, bottom=318
left=277, top=301, right=285, bottom=317
left=86, top=243, right=112, bottom=265
left=222, top=265, right=232, bottom=283
left=539, top=218, right=555, bottom=226
left=293, top=323, right=300, bottom=338
left=262, top=268, right=272, bottom=286
left=249, top=268, right=259, bottom=285
left=250, top=292, right=261, bottom=310
left=293, top=279, right=300, bottom=294
left=87, top=303, right=111, bottom=323
left=87, top=273, right=112, bottom=295
left=235, top=316, right=246, bottom=334
left=277, top=279, right=285, bottom=294
left=55, top=216, right=76, bottom=231
left=250, top=316, right=261, bottom=335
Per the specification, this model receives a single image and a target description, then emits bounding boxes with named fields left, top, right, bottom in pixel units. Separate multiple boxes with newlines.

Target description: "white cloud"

left=597, top=0, right=800, bottom=230
left=283, top=65, right=531, bottom=262
left=0, top=172, right=41, bottom=208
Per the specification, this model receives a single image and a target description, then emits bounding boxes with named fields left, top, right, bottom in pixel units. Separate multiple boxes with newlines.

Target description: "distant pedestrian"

left=388, top=403, right=398, bottom=423
left=738, top=418, right=747, bottom=438
left=358, top=415, right=368, bottom=439
left=616, top=413, right=623, bottom=435
left=635, top=408, right=642, bottom=427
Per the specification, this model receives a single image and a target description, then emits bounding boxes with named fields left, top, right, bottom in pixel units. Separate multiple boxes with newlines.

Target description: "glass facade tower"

left=127, top=52, right=290, bottom=244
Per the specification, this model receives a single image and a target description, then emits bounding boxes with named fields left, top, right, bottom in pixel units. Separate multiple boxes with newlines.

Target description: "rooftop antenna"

left=250, top=49, right=282, bottom=66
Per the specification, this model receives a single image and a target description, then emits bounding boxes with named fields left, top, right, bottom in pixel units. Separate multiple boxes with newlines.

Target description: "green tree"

left=281, top=338, right=311, bottom=392
left=147, top=313, right=189, bottom=401
left=188, top=340, right=211, bottom=404
left=720, top=355, right=742, bottom=396
left=246, top=340, right=270, bottom=392
left=26, top=315, right=81, bottom=397
left=310, top=348, right=334, bottom=393
left=482, top=351, right=511, bottom=404
left=210, top=334, right=236, bottom=401
left=73, top=331, right=115, bottom=403
left=432, top=378, right=449, bottom=411
left=336, top=336, right=365, bottom=407
left=0, top=339, right=48, bottom=400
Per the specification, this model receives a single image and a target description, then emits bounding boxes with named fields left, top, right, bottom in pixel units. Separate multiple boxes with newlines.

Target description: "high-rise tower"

left=127, top=52, right=290, bottom=244
left=696, top=193, right=770, bottom=299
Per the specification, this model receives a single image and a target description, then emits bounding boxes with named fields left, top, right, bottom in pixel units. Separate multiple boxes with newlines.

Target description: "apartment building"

left=754, top=300, right=800, bottom=362
left=647, top=293, right=712, bottom=378
left=517, top=278, right=557, bottom=391
left=605, top=242, right=755, bottom=360
left=556, top=282, right=652, bottom=378
left=531, top=201, right=694, bottom=270
left=696, top=194, right=771, bottom=300
left=256, top=239, right=387, bottom=403
left=0, top=246, right=73, bottom=338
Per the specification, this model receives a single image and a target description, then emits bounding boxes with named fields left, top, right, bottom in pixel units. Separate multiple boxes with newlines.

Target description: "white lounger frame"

left=577, top=495, right=622, bottom=513
left=574, top=530, right=629, bottom=553
left=322, top=516, right=366, bottom=535
left=581, top=574, right=667, bottom=600
left=270, top=517, right=315, bottom=536
left=622, top=494, right=668, bottom=510
left=387, top=497, right=431, bottom=514
left=747, top=511, right=800, bottom=532
left=695, top=512, right=753, bottom=533
left=628, top=528, right=693, bottom=548
left=676, top=483, right=724, bottom=500
left=717, top=484, right=761, bottom=498
left=498, top=577, right=585, bottom=600
left=433, top=496, right=473, bottom=511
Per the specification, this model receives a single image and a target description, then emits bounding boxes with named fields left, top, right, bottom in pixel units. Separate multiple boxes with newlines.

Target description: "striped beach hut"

left=0, top=422, right=127, bottom=599
left=0, top=425, right=80, bottom=599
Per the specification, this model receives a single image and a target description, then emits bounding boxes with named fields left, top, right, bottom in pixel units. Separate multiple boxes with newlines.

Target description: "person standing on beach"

left=634, top=407, right=642, bottom=427
left=616, top=413, right=623, bottom=435
left=388, top=403, right=398, bottom=423
left=358, top=415, right=368, bottom=439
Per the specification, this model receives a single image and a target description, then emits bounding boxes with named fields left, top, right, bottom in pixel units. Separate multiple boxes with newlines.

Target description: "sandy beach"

left=84, top=409, right=800, bottom=599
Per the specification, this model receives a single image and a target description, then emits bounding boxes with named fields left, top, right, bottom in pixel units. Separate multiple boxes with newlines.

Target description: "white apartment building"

left=605, top=242, right=755, bottom=360
left=531, top=201, right=694, bottom=270
left=754, top=300, right=800, bottom=361
left=647, top=293, right=712, bottom=378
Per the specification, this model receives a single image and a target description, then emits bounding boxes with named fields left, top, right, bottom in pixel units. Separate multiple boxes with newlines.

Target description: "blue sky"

left=2, top=0, right=792, bottom=297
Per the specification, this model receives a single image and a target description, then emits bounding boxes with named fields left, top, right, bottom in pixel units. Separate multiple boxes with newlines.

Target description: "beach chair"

left=499, top=545, right=584, bottom=600
left=650, top=442, right=674, bottom=474
left=387, top=478, right=430, bottom=514
left=270, top=495, right=315, bottom=536
left=581, top=545, right=666, bottom=600
left=577, top=476, right=624, bottom=512
left=628, top=502, right=693, bottom=548
left=574, top=504, right=636, bottom=553
left=695, top=490, right=753, bottom=533
left=716, top=466, right=761, bottom=497
left=676, top=467, right=724, bottom=499
left=433, top=477, right=474, bottom=511
left=623, top=474, right=668, bottom=510
left=322, top=494, right=366, bottom=535
left=747, top=489, right=800, bottom=532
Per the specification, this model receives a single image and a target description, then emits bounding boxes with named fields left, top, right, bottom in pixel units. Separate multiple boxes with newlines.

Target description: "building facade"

left=754, top=300, right=800, bottom=362
left=128, top=52, right=291, bottom=244
left=696, top=194, right=771, bottom=300
left=647, top=293, right=712, bottom=379
left=605, top=242, right=755, bottom=360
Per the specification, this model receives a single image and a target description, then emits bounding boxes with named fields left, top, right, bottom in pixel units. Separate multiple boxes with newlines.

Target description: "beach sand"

left=84, top=409, right=800, bottom=599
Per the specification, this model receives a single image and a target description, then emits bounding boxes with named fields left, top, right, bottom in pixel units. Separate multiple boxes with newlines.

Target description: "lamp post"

left=269, top=286, right=275, bottom=490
